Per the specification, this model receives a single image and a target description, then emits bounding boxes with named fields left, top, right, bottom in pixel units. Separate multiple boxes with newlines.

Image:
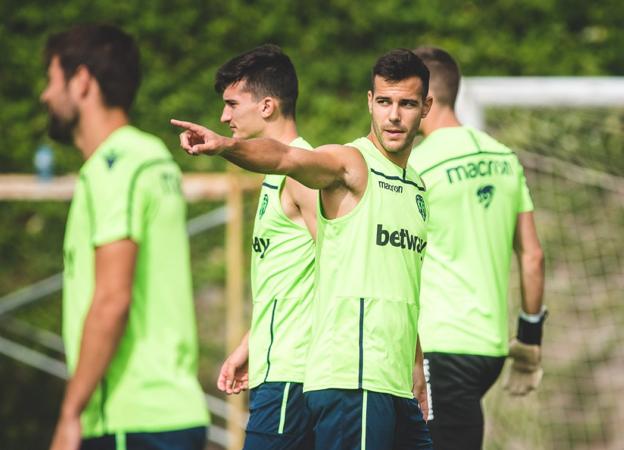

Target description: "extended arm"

left=50, top=240, right=137, bottom=450
left=171, top=119, right=364, bottom=191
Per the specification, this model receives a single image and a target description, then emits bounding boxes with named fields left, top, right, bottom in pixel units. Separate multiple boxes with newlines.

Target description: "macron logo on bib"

left=375, top=224, right=427, bottom=253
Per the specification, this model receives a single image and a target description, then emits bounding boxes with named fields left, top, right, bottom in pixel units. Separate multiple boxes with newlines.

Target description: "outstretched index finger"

left=170, top=119, right=205, bottom=134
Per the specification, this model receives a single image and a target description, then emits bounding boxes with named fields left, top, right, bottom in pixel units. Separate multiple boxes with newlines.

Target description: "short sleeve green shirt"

left=63, top=126, right=208, bottom=437
left=409, top=127, right=533, bottom=356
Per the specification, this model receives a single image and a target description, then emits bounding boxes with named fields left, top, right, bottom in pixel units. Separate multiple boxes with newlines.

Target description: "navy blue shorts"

left=244, top=382, right=314, bottom=450
left=305, top=389, right=432, bottom=450
left=80, top=426, right=207, bottom=450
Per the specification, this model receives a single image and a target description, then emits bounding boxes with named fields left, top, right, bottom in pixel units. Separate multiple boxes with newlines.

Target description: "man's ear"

left=367, top=90, right=373, bottom=114
left=260, top=97, right=277, bottom=119
left=69, top=65, right=92, bottom=99
left=421, top=95, right=433, bottom=118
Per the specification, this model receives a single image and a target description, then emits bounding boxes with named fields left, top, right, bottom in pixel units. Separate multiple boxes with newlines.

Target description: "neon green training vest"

left=248, top=137, right=315, bottom=387
left=303, top=137, right=429, bottom=398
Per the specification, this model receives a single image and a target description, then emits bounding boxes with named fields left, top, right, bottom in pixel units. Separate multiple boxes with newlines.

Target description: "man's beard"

left=373, top=121, right=408, bottom=154
left=47, top=109, right=78, bottom=145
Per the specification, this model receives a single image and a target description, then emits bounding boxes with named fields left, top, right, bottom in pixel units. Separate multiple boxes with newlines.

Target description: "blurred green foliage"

left=488, top=108, right=624, bottom=176
left=1, top=0, right=623, bottom=176
left=1, top=1, right=623, bottom=449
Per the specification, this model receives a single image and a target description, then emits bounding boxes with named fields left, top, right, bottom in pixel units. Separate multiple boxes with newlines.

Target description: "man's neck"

left=74, top=108, right=129, bottom=160
left=420, top=106, right=462, bottom=137
left=261, top=118, right=299, bottom=145
left=367, top=131, right=411, bottom=169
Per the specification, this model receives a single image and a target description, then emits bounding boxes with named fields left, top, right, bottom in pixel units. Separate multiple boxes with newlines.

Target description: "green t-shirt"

left=304, top=137, right=429, bottom=398
left=249, top=137, right=315, bottom=388
left=409, top=126, right=534, bottom=356
left=62, top=126, right=208, bottom=437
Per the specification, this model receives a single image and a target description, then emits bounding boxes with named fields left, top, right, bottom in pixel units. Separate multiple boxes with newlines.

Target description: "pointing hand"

left=170, top=119, right=230, bottom=156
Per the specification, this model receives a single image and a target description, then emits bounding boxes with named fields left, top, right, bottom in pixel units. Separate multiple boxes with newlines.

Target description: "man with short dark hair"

left=41, top=24, right=208, bottom=450
left=409, top=46, right=546, bottom=450
left=173, top=48, right=434, bottom=449
left=212, top=44, right=318, bottom=450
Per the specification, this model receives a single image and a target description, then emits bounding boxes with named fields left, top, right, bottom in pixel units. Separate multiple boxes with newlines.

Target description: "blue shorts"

left=243, top=382, right=314, bottom=450
left=305, top=389, right=432, bottom=450
left=80, top=426, right=207, bottom=450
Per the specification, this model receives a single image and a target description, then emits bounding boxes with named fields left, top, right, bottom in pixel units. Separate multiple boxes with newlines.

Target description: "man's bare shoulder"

left=311, top=144, right=367, bottom=196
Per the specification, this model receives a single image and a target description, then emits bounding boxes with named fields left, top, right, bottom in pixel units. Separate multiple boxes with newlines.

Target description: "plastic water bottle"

left=34, top=144, right=54, bottom=181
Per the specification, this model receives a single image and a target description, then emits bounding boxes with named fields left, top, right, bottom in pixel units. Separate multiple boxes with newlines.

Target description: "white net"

left=483, top=108, right=624, bottom=450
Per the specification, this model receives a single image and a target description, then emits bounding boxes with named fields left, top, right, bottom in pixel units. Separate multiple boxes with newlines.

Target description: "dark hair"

left=215, top=44, right=298, bottom=119
left=412, top=47, right=460, bottom=108
left=371, top=49, right=429, bottom=98
left=44, top=24, right=141, bottom=112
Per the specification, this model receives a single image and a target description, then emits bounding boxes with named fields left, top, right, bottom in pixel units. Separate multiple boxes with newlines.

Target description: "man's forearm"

left=519, top=250, right=545, bottom=314
left=61, top=294, right=130, bottom=417
left=236, top=330, right=250, bottom=359
left=221, top=138, right=345, bottom=191
left=220, top=137, right=294, bottom=176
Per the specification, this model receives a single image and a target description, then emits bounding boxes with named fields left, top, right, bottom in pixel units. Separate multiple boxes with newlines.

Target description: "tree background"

left=1, top=1, right=623, bottom=449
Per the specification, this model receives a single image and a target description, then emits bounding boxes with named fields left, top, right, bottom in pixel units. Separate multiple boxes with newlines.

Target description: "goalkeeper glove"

left=503, top=308, right=547, bottom=396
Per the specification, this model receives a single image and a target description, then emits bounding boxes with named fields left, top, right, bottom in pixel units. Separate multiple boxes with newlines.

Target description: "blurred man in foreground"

left=41, top=24, right=208, bottom=450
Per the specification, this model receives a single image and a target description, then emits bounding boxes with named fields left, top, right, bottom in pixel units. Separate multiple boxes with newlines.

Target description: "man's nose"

left=389, top=103, right=400, bottom=122
left=220, top=108, right=231, bottom=124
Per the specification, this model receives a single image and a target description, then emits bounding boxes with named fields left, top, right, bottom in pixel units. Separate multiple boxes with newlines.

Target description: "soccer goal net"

left=459, top=78, right=624, bottom=450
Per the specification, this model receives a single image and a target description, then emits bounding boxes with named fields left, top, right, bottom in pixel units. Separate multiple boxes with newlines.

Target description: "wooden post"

left=225, top=169, right=245, bottom=449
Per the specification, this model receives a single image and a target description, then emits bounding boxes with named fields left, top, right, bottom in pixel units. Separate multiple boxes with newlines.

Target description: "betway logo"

left=376, top=224, right=426, bottom=253
left=252, top=237, right=270, bottom=258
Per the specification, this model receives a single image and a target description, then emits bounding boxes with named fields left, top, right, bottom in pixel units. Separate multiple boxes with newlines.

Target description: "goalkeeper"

left=409, top=47, right=546, bottom=450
